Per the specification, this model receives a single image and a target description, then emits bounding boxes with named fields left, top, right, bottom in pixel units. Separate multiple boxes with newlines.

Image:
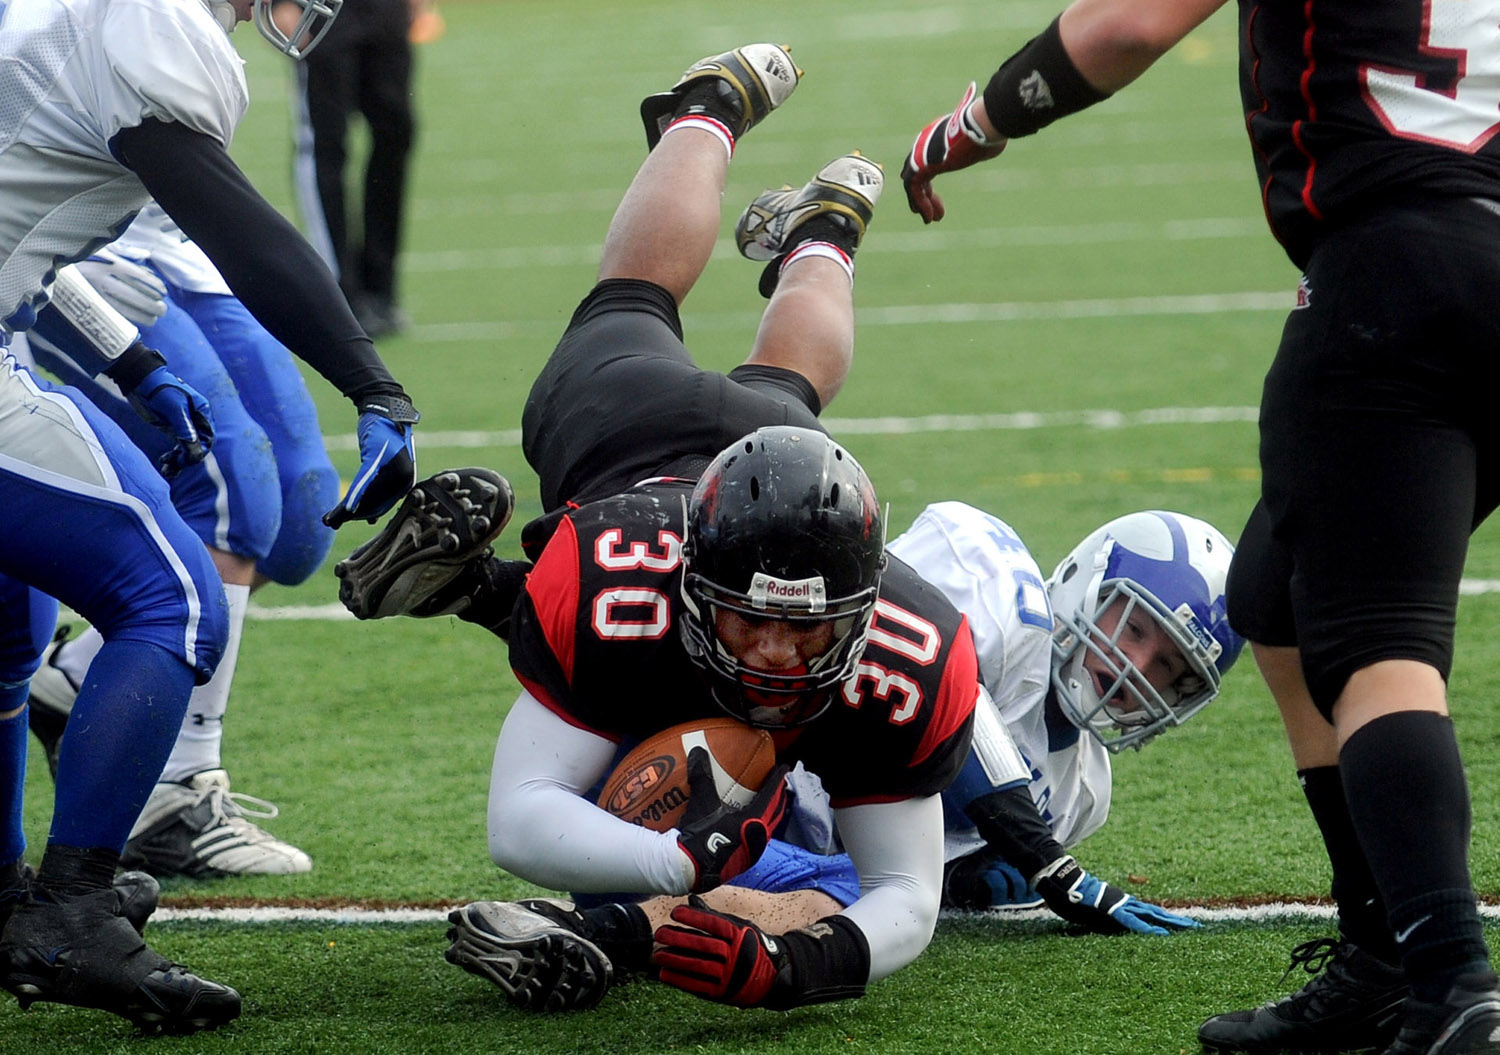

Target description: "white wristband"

left=49, top=265, right=139, bottom=363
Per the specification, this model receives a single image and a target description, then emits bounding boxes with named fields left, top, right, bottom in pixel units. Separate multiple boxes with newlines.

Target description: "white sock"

left=662, top=115, right=735, bottom=160
left=53, top=625, right=104, bottom=692
left=778, top=240, right=854, bottom=285
left=159, top=583, right=248, bottom=784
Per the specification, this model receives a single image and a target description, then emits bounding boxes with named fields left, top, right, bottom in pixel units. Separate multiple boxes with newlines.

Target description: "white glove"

left=72, top=249, right=168, bottom=329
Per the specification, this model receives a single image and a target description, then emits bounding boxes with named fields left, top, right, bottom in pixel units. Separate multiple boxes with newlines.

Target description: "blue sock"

left=49, top=640, right=192, bottom=851
left=0, top=682, right=28, bottom=866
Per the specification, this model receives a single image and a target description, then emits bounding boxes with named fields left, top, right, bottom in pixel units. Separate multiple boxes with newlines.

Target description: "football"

left=597, top=717, right=777, bottom=833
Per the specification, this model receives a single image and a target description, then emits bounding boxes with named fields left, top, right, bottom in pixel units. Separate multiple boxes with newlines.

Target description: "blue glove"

left=323, top=395, right=419, bottom=528
left=128, top=365, right=214, bottom=477
left=978, top=858, right=1044, bottom=908
left=1032, top=855, right=1200, bottom=936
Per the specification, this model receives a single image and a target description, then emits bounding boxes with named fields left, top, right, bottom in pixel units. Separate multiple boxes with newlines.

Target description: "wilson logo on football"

left=624, top=786, right=689, bottom=827
left=605, top=755, right=675, bottom=813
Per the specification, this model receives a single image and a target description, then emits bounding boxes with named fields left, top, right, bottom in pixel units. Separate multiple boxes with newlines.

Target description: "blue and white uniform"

left=0, top=0, right=243, bottom=857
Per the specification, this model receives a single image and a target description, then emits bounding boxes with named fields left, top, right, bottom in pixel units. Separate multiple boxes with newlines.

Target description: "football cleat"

left=335, top=467, right=513, bottom=620
left=0, top=887, right=240, bottom=1033
left=445, top=899, right=612, bottom=1012
left=122, top=770, right=312, bottom=878
left=1382, top=972, right=1500, bottom=1055
left=640, top=43, right=801, bottom=150
left=735, top=151, right=884, bottom=262
left=1197, top=937, right=1408, bottom=1053
left=25, top=626, right=81, bottom=780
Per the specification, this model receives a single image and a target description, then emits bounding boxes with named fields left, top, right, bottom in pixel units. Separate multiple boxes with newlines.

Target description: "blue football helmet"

left=1046, top=511, right=1244, bottom=752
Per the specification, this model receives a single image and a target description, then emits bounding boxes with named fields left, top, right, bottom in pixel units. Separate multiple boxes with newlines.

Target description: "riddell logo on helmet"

left=749, top=572, right=827, bottom=613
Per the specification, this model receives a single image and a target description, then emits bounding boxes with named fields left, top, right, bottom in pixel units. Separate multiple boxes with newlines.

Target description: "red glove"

left=654, top=896, right=792, bottom=1008
left=675, top=748, right=789, bottom=892
left=901, top=82, right=1007, bottom=224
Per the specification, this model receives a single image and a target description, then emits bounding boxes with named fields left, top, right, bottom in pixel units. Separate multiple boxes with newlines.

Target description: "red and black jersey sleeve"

left=507, top=481, right=722, bottom=741
left=778, top=556, right=979, bottom=807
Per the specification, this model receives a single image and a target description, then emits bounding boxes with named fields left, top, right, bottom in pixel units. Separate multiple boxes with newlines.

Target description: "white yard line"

left=150, top=902, right=1500, bottom=925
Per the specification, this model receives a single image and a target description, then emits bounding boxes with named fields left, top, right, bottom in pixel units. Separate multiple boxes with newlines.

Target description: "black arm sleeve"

left=963, top=785, right=1066, bottom=879
left=110, top=118, right=405, bottom=408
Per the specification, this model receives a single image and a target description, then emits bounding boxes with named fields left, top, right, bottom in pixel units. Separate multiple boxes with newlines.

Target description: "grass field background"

left=8, top=0, right=1500, bottom=1050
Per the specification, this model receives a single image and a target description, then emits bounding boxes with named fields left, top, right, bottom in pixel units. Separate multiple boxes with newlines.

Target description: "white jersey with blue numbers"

left=0, top=0, right=247, bottom=330
left=887, top=501, right=1113, bottom=860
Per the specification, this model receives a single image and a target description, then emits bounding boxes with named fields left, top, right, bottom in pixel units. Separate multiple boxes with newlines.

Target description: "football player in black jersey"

left=897, top=2, right=1500, bottom=1053
left=336, top=45, right=982, bottom=1012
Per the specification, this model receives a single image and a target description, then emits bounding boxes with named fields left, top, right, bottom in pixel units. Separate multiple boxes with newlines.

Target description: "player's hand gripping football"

left=902, top=82, right=1007, bottom=224
left=654, top=895, right=796, bottom=1008
left=323, top=395, right=420, bottom=527
left=1032, top=855, right=1200, bottom=936
left=675, top=748, right=789, bottom=893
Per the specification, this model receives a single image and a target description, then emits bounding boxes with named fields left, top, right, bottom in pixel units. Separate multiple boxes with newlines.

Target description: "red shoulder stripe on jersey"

left=524, top=514, right=583, bottom=683
left=910, top=613, right=980, bottom=768
left=514, top=672, right=621, bottom=743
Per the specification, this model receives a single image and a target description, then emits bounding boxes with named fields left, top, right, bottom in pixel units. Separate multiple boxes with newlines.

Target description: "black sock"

left=1341, top=712, right=1491, bottom=999
left=673, top=81, right=740, bottom=131
left=34, top=845, right=118, bottom=899
left=1299, top=765, right=1395, bottom=962
left=458, top=558, right=532, bottom=640
left=579, top=902, right=653, bottom=974
left=0, top=857, right=25, bottom=896
left=785, top=216, right=860, bottom=258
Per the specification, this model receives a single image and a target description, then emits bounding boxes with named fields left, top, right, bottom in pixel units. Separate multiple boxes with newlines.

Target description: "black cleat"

left=335, top=467, right=513, bottom=620
left=1, top=889, right=240, bottom=1034
left=1198, top=938, right=1408, bottom=1053
left=444, top=899, right=612, bottom=1012
left=640, top=43, right=800, bottom=150
left=1383, top=972, right=1500, bottom=1055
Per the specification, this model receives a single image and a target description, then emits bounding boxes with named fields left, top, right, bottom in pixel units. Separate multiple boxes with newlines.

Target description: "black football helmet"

left=680, top=426, right=886, bottom=727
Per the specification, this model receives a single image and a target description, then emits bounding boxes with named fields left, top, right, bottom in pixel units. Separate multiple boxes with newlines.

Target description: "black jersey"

left=507, top=480, right=979, bottom=808
left=1239, top=0, right=1500, bottom=267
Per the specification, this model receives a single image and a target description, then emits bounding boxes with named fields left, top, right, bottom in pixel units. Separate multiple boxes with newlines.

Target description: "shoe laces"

left=191, top=779, right=281, bottom=827
left=1272, top=938, right=1378, bottom=1012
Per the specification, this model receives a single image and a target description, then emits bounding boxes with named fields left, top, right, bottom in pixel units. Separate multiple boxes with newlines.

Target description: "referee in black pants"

left=291, top=0, right=417, bottom=339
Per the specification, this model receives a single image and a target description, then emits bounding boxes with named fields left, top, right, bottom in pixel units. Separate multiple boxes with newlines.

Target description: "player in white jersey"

left=0, top=0, right=411, bottom=1031
left=23, top=205, right=344, bottom=878
left=892, top=503, right=1241, bottom=926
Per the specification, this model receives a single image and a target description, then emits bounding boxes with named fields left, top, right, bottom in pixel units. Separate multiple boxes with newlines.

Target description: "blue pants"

left=0, top=356, right=228, bottom=853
